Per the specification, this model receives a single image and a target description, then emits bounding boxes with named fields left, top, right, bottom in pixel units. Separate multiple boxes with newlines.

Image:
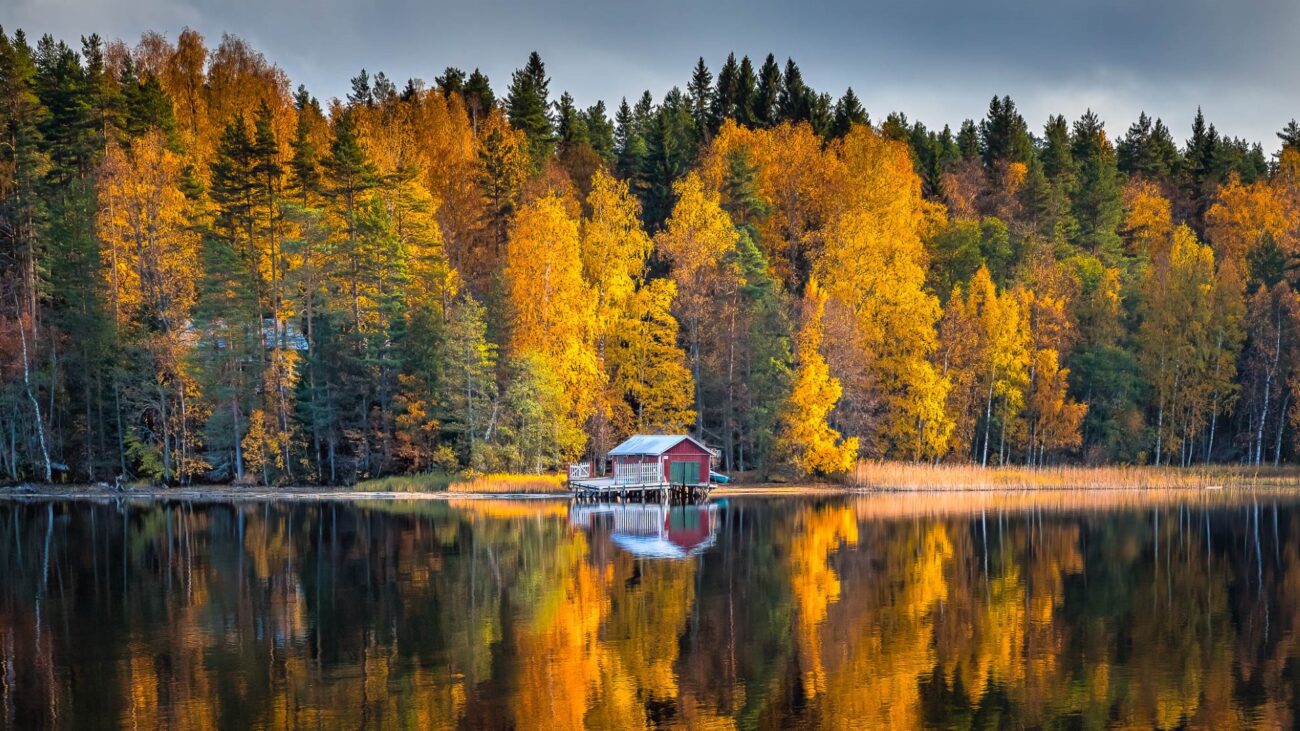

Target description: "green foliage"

left=688, top=58, right=714, bottom=136
left=732, top=230, right=792, bottom=471
left=437, top=293, right=498, bottom=465
left=1069, top=111, right=1124, bottom=262
left=979, top=95, right=1033, bottom=169
left=832, top=88, right=867, bottom=139
left=638, top=88, right=696, bottom=227
left=1117, top=112, right=1179, bottom=182
left=930, top=217, right=1016, bottom=295
left=505, top=51, right=554, bottom=170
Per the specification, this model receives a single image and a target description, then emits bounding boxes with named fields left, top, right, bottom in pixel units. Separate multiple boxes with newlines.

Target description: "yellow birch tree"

left=777, top=279, right=859, bottom=477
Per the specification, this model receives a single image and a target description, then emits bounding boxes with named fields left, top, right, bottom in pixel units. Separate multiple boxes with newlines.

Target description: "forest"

left=1, top=27, right=1298, bottom=484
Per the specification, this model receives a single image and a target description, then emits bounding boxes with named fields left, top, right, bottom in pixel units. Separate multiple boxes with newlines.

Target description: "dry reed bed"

left=352, top=472, right=566, bottom=494
left=852, top=461, right=1300, bottom=491
left=842, top=487, right=1300, bottom=520
left=448, top=473, right=566, bottom=493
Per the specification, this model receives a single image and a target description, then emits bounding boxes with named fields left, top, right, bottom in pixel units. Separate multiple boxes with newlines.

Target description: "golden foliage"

left=1206, top=174, right=1290, bottom=265
left=777, top=279, right=859, bottom=477
left=97, top=132, right=200, bottom=331
left=505, top=194, right=601, bottom=457
left=1122, top=179, right=1173, bottom=259
left=607, top=278, right=697, bottom=434
left=817, top=125, right=952, bottom=460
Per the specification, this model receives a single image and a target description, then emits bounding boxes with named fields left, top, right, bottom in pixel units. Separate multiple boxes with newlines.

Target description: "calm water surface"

left=1, top=491, right=1299, bottom=729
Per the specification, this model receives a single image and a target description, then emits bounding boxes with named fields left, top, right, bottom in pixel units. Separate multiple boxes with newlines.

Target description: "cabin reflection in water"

left=570, top=502, right=719, bottom=559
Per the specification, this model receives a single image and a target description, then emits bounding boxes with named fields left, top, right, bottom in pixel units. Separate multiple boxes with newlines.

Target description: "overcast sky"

left=8, top=0, right=1298, bottom=151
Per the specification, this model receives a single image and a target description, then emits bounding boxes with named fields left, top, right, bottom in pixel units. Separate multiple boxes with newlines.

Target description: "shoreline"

left=0, top=481, right=1294, bottom=502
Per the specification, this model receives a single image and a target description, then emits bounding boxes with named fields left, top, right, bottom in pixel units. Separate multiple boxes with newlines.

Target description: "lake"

left=0, top=490, right=1297, bottom=729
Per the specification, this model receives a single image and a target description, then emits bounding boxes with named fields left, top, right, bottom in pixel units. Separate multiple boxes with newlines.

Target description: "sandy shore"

left=0, top=483, right=858, bottom=502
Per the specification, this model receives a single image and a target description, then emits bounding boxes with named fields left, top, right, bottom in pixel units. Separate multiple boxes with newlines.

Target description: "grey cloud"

left=8, top=0, right=1297, bottom=149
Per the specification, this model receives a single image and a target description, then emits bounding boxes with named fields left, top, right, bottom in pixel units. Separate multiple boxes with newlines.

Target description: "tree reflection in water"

left=1, top=491, right=1299, bottom=728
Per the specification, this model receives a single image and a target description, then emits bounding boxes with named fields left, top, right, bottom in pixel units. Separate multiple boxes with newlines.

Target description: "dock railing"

left=614, top=462, right=661, bottom=485
left=568, top=462, right=591, bottom=481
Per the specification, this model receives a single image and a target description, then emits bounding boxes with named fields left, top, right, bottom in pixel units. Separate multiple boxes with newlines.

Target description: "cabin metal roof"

left=607, top=434, right=710, bottom=456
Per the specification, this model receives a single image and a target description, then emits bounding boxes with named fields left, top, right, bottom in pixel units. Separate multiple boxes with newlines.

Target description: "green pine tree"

left=754, top=54, right=782, bottom=127
left=1070, top=110, right=1123, bottom=262
left=832, top=87, right=867, bottom=138
left=505, top=51, right=554, bottom=170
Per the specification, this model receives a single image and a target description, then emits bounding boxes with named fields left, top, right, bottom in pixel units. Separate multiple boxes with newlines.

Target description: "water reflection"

left=571, top=502, right=719, bottom=559
left=1, top=491, right=1299, bottom=728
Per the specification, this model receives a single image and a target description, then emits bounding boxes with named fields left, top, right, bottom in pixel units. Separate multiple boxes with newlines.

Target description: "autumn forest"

left=1, top=27, right=1298, bottom=485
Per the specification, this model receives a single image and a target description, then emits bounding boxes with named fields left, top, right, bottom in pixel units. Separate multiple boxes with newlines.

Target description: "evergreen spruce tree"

left=34, top=36, right=95, bottom=179
left=584, top=100, right=616, bottom=164
left=1117, top=112, right=1179, bottom=182
left=505, top=51, right=554, bottom=170
left=36, top=34, right=115, bottom=480
left=371, top=71, right=396, bottom=103
left=832, top=87, right=867, bottom=138
left=735, top=55, right=757, bottom=126
left=754, top=54, right=782, bottom=127
left=1278, top=120, right=1300, bottom=155
left=957, top=119, right=981, bottom=160
left=289, top=101, right=322, bottom=206
left=117, top=60, right=177, bottom=146
left=687, top=57, right=714, bottom=137
left=713, top=53, right=740, bottom=124
left=880, top=111, right=910, bottom=141
left=437, top=292, right=498, bottom=465
left=721, top=149, right=770, bottom=228
left=347, top=68, right=373, bottom=107
left=463, top=68, right=494, bottom=131
left=209, top=115, right=256, bottom=252
left=936, top=124, right=961, bottom=166
left=1070, top=110, right=1124, bottom=261
left=640, top=88, right=695, bottom=226
left=614, top=97, right=645, bottom=180
left=732, top=229, right=791, bottom=471
left=778, top=58, right=809, bottom=124
left=979, top=95, right=1032, bottom=168
left=807, top=91, right=833, bottom=138
left=555, top=91, right=589, bottom=147
left=1182, top=107, right=1219, bottom=228
left=202, top=116, right=269, bottom=481
left=435, top=66, right=465, bottom=96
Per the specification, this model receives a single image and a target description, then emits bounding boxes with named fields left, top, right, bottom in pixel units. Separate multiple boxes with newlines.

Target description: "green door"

left=669, top=460, right=700, bottom=485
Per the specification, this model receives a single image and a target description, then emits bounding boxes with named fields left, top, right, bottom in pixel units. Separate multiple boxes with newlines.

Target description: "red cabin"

left=607, top=435, right=713, bottom=486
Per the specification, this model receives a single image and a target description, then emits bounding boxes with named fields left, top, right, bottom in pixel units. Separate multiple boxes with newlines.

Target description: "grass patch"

left=448, top=473, right=566, bottom=494
left=353, top=472, right=457, bottom=492
left=354, top=471, right=565, bottom=494
left=852, top=461, right=1300, bottom=490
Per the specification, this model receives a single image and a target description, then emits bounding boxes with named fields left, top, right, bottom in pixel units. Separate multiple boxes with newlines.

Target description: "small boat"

left=709, top=471, right=730, bottom=484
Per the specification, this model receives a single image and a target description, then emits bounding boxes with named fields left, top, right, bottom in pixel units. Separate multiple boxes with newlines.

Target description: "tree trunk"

left=232, top=398, right=244, bottom=482
left=16, top=298, right=52, bottom=483
left=159, top=384, right=171, bottom=484
left=114, top=379, right=127, bottom=477
left=981, top=369, right=996, bottom=467
left=1274, top=391, right=1291, bottom=466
